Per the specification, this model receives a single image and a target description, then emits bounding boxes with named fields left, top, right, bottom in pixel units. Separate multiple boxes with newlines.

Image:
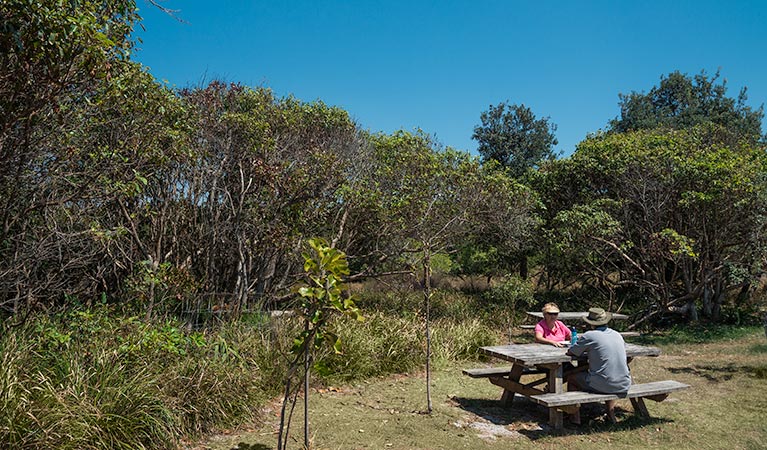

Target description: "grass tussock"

left=0, top=307, right=291, bottom=449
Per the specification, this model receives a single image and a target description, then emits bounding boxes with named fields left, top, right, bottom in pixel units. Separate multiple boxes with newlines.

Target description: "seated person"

left=566, top=307, right=631, bottom=423
left=534, top=303, right=571, bottom=347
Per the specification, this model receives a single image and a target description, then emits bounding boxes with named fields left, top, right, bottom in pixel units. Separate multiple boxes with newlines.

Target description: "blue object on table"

left=570, top=327, right=577, bottom=345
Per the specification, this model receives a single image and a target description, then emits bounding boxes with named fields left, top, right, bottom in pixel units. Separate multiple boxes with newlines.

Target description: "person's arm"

left=535, top=322, right=566, bottom=347
left=561, top=321, right=572, bottom=341
left=566, top=334, right=588, bottom=356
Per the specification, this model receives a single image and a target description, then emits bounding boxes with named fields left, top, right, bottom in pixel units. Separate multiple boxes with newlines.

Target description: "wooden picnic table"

left=526, top=311, right=630, bottom=321
left=479, top=342, right=660, bottom=429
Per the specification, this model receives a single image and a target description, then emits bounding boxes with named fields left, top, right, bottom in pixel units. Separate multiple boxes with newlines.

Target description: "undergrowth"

left=0, top=295, right=502, bottom=449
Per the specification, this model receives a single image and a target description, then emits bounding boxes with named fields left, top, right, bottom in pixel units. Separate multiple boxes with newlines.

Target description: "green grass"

left=637, top=324, right=762, bottom=346
left=0, top=308, right=286, bottom=449
left=197, top=330, right=767, bottom=450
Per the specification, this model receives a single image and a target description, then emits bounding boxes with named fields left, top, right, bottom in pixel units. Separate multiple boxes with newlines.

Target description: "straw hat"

left=542, top=303, right=560, bottom=314
left=583, top=307, right=612, bottom=326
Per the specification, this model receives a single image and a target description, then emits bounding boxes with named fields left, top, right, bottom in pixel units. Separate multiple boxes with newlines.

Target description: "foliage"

left=480, top=277, right=536, bottom=313
left=535, top=125, right=767, bottom=322
left=472, top=101, right=558, bottom=177
left=0, top=308, right=277, bottom=449
left=277, top=237, right=362, bottom=449
left=609, top=69, right=765, bottom=145
left=294, top=238, right=362, bottom=355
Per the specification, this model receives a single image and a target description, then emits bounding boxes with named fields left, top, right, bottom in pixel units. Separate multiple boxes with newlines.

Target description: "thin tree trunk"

left=423, top=245, right=432, bottom=413
left=304, top=317, right=310, bottom=449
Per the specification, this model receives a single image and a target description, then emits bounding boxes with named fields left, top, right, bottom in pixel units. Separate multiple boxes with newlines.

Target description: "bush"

left=317, top=313, right=423, bottom=382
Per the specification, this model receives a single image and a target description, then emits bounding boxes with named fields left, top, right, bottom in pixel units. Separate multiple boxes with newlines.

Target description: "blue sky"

left=133, top=0, right=767, bottom=157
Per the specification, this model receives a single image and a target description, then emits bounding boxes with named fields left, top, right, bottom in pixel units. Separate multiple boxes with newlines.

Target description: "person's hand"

left=552, top=341, right=565, bottom=348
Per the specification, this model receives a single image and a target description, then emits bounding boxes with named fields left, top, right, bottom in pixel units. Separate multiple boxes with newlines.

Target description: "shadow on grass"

left=750, top=343, right=767, bottom=354
left=229, top=444, right=272, bottom=450
left=668, top=362, right=767, bottom=381
left=522, top=414, right=674, bottom=439
left=451, top=396, right=672, bottom=440
left=451, top=396, right=529, bottom=425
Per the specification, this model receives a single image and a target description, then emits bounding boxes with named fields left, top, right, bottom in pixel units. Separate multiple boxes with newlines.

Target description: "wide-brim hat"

left=583, top=307, right=612, bottom=326
left=542, top=303, right=560, bottom=314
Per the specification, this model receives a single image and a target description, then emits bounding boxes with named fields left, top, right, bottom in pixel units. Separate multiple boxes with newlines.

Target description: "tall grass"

left=0, top=307, right=289, bottom=449
left=0, top=287, right=506, bottom=448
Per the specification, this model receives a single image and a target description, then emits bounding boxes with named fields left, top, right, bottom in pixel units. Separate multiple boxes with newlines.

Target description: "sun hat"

left=542, top=303, right=560, bottom=314
left=583, top=307, right=612, bottom=326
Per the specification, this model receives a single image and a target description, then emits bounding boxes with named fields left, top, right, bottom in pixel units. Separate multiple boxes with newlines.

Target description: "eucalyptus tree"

left=362, top=130, right=538, bottom=411
left=178, top=83, right=361, bottom=313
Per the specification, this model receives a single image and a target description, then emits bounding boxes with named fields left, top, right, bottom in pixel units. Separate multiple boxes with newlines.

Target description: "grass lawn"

left=193, top=328, right=767, bottom=450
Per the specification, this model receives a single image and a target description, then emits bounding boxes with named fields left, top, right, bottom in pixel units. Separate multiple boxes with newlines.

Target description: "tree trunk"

left=686, top=299, right=699, bottom=322
left=518, top=254, right=528, bottom=280
left=304, top=318, right=310, bottom=449
left=702, top=284, right=713, bottom=318
left=423, top=244, right=433, bottom=414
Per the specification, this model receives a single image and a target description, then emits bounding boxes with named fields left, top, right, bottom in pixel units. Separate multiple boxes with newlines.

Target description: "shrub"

left=317, top=313, right=423, bottom=382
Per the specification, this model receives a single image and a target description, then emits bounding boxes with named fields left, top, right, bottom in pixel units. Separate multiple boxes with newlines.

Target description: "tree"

left=609, top=70, right=765, bottom=145
left=537, top=125, right=767, bottom=324
left=472, top=102, right=558, bottom=178
left=0, top=0, right=148, bottom=312
left=362, top=130, right=538, bottom=411
left=277, top=238, right=361, bottom=450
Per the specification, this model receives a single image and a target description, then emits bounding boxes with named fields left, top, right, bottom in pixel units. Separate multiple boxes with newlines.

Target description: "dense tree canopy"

left=472, top=102, right=558, bottom=178
left=2, top=1, right=766, bottom=328
left=609, top=70, right=765, bottom=145
left=535, top=125, right=767, bottom=322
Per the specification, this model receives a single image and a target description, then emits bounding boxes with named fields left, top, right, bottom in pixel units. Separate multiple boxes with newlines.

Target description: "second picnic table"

left=525, top=311, right=630, bottom=321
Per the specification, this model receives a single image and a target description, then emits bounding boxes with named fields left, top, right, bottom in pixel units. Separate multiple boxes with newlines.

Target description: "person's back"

left=569, top=326, right=631, bottom=394
left=566, top=307, right=631, bottom=424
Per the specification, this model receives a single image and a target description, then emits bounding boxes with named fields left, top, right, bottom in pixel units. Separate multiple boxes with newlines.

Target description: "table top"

left=481, top=343, right=660, bottom=366
left=526, top=311, right=629, bottom=321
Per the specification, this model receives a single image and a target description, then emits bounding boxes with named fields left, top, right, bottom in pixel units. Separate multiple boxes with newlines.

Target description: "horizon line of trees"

left=2, top=0, right=767, bottom=326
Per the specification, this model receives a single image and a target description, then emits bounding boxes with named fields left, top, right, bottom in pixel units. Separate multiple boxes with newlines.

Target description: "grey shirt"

left=568, top=326, right=631, bottom=394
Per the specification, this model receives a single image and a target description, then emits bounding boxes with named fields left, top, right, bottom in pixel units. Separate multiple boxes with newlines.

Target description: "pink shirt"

left=535, top=319, right=572, bottom=342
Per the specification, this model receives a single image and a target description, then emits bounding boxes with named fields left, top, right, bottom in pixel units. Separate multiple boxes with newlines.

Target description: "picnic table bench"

left=529, top=379, right=690, bottom=418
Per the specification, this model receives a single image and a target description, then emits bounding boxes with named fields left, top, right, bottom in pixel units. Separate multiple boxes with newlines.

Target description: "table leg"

left=630, top=397, right=650, bottom=417
left=546, top=364, right=564, bottom=429
left=500, top=364, right=525, bottom=406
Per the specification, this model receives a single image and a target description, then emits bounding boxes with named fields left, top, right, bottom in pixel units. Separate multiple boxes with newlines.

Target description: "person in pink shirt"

left=534, top=302, right=571, bottom=347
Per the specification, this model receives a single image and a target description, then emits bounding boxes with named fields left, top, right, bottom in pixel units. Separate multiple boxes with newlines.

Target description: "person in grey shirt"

left=566, top=307, right=631, bottom=423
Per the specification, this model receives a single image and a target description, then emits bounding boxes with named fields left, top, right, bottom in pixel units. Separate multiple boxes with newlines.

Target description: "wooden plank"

left=531, top=390, right=618, bottom=407
left=488, top=376, right=546, bottom=397
left=519, top=324, right=536, bottom=329
left=501, top=364, right=525, bottom=406
left=529, top=380, right=690, bottom=407
left=630, top=397, right=650, bottom=417
left=481, top=343, right=661, bottom=366
left=625, top=380, right=689, bottom=397
left=462, top=366, right=545, bottom=378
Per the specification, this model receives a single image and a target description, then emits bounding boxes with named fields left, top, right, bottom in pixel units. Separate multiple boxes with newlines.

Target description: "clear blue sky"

left=133, top=0, right=767, bottom=157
